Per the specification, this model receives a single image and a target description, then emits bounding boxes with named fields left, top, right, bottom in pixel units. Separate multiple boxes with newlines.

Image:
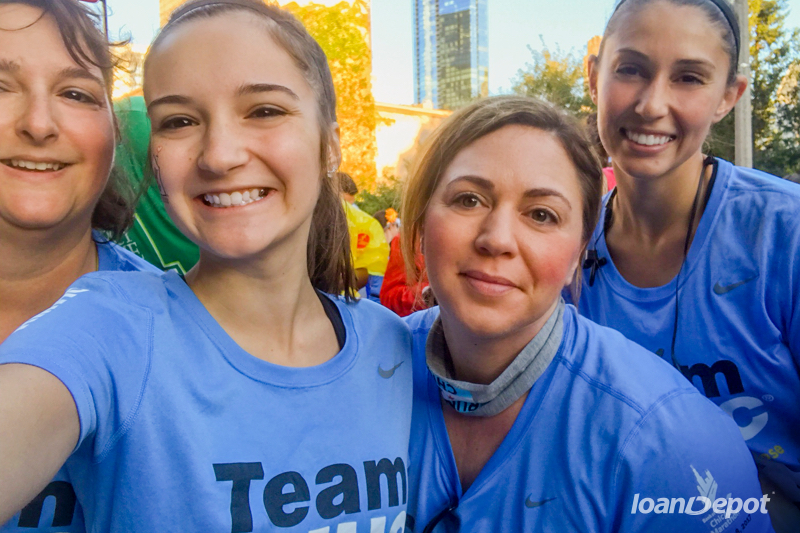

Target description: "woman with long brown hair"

left=0, top=1, right=412, bottom=530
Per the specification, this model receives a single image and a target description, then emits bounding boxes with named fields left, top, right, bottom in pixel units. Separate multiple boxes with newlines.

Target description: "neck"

left=186, top=245, right=336, bottom=367
left=439, top=299, right=560, bottom=385
left=0, top=224, right=97, bottom=343
left=612, top=153, right=709, bottom=242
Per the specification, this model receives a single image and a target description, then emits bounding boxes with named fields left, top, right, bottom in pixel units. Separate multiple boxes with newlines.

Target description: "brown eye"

left=454, top=193, right=481, bottom=209
left=529, top=208, right=557, bottom=224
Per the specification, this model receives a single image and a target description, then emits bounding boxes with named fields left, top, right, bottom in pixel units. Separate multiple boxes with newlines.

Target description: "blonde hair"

left=401, top=95, right=603, bottom=298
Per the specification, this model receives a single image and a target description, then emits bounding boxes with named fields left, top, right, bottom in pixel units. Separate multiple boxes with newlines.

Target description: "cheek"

left=525, top=234, right=583, bottom=286
left=151, top=142, right=193, bottom=194
left=421, top=208, right=463, bottom=279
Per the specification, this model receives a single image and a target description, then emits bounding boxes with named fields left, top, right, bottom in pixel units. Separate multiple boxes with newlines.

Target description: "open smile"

left=621, top=128, right=676, bottom=147
left=1, top=159, right=70, bottom=172
left=201, top=187, right=272, bottom=208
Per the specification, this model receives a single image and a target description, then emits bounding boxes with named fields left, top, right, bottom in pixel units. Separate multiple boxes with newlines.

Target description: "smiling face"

left=144, top=11, right=335, bottom=262
left=589, top=0, right=744, bottom=181
left=0, top=3, right=114, bottom=235
left=423, top=125, right=585, bottom=341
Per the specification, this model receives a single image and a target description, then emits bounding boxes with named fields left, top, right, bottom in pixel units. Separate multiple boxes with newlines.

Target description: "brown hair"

left=401, top=95, right=604, bottom=297
left=146, top=0, right=356, bottom=297
left=597, top=0, right=739, bottom=85
left=0, top=0, right=137, bottom=239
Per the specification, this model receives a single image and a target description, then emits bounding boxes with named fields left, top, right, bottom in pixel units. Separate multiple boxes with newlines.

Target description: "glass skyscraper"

left=413, top=0, right=488, bottom=110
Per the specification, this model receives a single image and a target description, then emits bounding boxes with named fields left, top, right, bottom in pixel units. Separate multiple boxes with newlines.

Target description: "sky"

left=105, top=0, right=800, bottom=105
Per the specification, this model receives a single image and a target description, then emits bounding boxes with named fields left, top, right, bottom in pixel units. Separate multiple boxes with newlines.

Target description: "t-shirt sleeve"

left=0, top=275, right=152, bottom=461
left=613, top=391, right=775, bottom=533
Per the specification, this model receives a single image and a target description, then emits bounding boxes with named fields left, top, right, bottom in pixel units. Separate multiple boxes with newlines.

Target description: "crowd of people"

left=0, top=0, right=798, bottom=532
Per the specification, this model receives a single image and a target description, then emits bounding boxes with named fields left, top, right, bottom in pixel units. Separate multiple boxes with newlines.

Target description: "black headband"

left=612, top=0, right=740, bottom=61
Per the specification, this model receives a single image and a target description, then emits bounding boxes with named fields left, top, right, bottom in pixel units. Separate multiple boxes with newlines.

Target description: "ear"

left=712, top=74, right=748, bottom=124
left=588, top=55, right=600, bottom=105
left=327, top=122, right=342, bottom=173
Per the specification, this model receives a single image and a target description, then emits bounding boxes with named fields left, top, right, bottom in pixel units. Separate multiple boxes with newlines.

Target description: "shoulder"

left=332, top=296, right=412, bottom=343
left=558, top=306, right=701, bottom=415
left=96, top=234, right=161, bottom=273
left=720, top=159, right=800, bottom=217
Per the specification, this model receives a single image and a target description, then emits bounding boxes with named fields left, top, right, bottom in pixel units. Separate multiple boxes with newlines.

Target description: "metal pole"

left=734, top=0, right=753, bottom=168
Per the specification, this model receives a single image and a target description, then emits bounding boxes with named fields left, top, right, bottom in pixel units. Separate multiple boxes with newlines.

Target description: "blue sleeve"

left=0, top=275, right=152, bottom=460
left=785, top=226, right=800, bottom=367
left=614, top=391, right=775, bottom=533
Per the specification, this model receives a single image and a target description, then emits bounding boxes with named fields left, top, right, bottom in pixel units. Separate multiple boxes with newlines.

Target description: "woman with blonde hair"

left=402, top=95, right=770, bottom=532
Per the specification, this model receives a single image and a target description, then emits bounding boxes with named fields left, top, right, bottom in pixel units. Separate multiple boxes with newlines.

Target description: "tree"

left=708, top=0, right=800, bottom=175
left=511, top=42, right=594, bottom=117
left=284, top=1, right=378, bottom=190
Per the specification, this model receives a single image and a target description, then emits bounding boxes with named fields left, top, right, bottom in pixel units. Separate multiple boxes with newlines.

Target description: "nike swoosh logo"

left=713, top=275, right=758, bottom=295
left=378, top=361, right=404, bottom=379
left=525, top=496, right=556, bottom=509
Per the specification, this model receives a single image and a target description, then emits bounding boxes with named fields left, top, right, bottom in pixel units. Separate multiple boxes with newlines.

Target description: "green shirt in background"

left=114, top=96, right=199, bottom=275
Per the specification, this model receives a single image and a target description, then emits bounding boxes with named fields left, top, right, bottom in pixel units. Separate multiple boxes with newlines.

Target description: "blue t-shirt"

left=1, top=234, right=157, bottom=533
left=576, top=159, right=800, bottom=504
left=404, top=305, right=773, bottom=532
left=0, top=270, right=413, bottom=532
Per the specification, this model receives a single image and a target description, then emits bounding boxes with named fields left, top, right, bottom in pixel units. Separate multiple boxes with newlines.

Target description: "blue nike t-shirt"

left=1, top=234, right=157, bottom=533
left=404, top=305, right=774, bottom=532
left=577, top=158, right=800, bottom=504
left=0, top=270, right=413, bottom=532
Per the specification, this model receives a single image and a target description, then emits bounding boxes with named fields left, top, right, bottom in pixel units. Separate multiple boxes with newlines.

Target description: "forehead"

left=605, top=1, right=729, bottom=63
left=442, top=125, right=581, bottom=194
left=0, top=5, right=102, bottom=78
left=144, top=12, right=313, bottom=103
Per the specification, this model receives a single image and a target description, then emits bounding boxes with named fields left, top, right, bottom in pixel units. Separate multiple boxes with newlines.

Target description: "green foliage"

left=284, top=0, right=378, bottom=190
left=511, top=42, right=594, bottom=117
left=355, top=174, right=403, bottom=216
left=708, top=0, right=800, bottom=175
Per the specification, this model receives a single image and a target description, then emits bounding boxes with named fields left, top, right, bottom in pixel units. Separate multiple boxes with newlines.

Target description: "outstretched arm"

left=0, top=363, right=79, bottom=524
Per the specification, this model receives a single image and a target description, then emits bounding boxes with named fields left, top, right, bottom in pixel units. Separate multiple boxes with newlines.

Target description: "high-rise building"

left=413, top=0, right=488, bottom=110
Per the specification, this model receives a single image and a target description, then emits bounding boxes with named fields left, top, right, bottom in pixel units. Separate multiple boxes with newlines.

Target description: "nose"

left=197, top=119, right=248, bottom=176
left=474, top=206, right=519, bottom=257
left=634, top=74, right=670, bottom=120
left=16, top=93, right=59, bottom=145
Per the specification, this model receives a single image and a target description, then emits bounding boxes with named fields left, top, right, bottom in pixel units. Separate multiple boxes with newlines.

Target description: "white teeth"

left=203, top=188, right=268, bottom=208
left=625, top=130, right=673, bottom=146
left=3, top=159, right=66, bottom=171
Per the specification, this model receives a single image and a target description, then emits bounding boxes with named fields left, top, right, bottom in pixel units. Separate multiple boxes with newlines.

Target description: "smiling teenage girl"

left=0, top=1, right=412, bottom=530
left=0, top=1, right=157, bottom=531
left=578, top=0, right=800, bottom=528
left=402, top=95, right=771, bottom=532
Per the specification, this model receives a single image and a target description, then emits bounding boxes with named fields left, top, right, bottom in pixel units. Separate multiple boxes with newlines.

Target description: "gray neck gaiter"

left=426, top=299, right=564, bottom=417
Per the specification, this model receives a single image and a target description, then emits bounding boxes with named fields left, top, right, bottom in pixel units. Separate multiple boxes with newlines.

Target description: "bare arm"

left=0, top=363, right=79, bottom=524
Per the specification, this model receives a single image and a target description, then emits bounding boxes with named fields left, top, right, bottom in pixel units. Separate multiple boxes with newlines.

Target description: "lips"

left=1, top=159, right=70, bottom=172
left=461, top=270, right=517, bottom=296
left=622, top=128, right=676, bottom=147
left=201, top=187, right=271, bottom=208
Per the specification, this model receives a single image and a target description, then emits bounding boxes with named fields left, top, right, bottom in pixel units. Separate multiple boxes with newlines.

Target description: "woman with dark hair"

left=402, top=95, right=770, bottom=532
left=579, top=0, right=800, bottom=528
left=0, top=1, right=412, bottom=531
left=0, top=1, right=155, bottom=530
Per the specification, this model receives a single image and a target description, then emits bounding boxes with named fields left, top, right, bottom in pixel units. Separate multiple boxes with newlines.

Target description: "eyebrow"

left=236, top=83, right=299, bottom=100
left=0, top=59, right=21, bottom=73
left=615, top=48, right=715, bottom=70
left=55, top=67, right=104, bottom=88
left=448, top=175, right=572, bottom=209
left=147, top=94, right=194, bottom=110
